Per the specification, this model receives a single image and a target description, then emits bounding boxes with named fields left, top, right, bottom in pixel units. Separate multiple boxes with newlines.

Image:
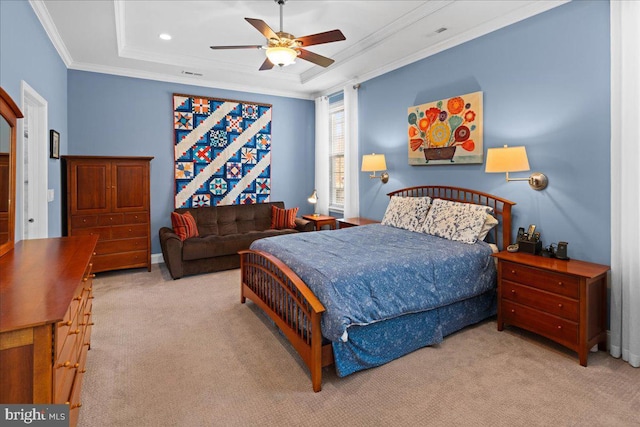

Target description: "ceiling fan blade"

left=297, top=48, right=335, bottom=68
left=295, top=30, right=345, bottom=47
left=210, top=45, right=263, bottom=50
left=259, top=58, right=275, bottom=71
left=245, top=18, right=279, bottom=41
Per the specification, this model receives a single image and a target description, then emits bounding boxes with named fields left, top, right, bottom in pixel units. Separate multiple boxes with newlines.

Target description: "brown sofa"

left=159, top=201, right=313, bottom=279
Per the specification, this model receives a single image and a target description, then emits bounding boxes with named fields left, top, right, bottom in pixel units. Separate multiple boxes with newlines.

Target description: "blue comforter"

left=250, top=224, right=496, bottom=343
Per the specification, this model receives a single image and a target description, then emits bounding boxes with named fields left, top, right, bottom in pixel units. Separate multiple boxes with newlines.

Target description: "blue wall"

left=0, top=0, right=68, bottom=239
left=67, top=71, right=315, bottom=254
left=359, top=0, right=610, bottom=264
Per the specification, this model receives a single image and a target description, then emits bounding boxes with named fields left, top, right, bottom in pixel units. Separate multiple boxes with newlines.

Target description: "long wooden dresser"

left=0, top=236, right=97, bottom=427
left=62, top=155, right=153, bottom=273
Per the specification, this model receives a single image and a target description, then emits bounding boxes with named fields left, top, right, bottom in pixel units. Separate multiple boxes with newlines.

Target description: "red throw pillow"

left=271, top=206, right=299, bottom=230
left=171, top=211, right=199, bottom=241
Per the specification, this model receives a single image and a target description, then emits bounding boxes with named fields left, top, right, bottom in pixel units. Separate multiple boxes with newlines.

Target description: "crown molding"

left=28, top=0, right=73, bottom=67
left=68, top=61, right=315, bottom=100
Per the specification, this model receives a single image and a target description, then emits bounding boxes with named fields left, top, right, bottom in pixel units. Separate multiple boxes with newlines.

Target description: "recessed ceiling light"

left=159, top=33, right=172, bottom=41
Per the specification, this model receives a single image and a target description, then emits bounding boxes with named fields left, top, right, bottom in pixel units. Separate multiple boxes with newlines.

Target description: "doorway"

left=19, top=81, right=48, bottom=240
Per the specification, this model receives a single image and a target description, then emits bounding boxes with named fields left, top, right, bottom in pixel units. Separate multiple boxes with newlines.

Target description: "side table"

left=337, top=217, right=380, bottom=229
left=302, top=214, right=336, bottom=231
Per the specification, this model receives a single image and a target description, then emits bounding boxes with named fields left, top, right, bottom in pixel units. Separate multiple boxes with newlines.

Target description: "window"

left=329, top=100, right=344, bottom=211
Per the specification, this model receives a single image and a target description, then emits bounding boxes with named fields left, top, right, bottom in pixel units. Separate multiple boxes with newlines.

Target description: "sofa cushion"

left=171, top=211, right=199, bottom=241
left=181, top=229, right=298, bottom=261
left=271, top=206, right=298, bottom=229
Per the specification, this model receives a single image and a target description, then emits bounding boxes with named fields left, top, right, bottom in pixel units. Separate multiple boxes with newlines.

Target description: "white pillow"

left=421, top=199, right=494, bottom=244
left=381, top=196, right=432, bottom=232
left=478, top=214, right=499, bottom=241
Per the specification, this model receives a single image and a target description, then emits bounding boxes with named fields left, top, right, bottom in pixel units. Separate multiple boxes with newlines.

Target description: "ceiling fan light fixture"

left=265, top=46, right=297, bottom=67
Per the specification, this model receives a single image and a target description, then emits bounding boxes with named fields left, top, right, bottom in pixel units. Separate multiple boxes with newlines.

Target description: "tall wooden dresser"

left=0, top=236, right=97, bottom=427
left=62, top=156, right=153, bottom=273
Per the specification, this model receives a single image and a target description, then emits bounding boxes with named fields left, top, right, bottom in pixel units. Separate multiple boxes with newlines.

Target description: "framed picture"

left=50, top=129, right=60, bottom=159
left=408, top=91, right=483, bottom=165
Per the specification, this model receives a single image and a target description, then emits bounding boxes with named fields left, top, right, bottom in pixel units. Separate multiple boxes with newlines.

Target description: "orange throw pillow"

left=171, top=211, right=199, bottom=241
left=271, top=206, right=299, bottom=230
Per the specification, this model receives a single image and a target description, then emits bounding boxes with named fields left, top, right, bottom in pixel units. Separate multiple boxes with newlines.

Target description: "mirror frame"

left=0, top=87, right=24, bottom=258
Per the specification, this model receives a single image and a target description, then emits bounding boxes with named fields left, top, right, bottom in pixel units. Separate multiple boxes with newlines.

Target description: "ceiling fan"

left=210, top=0, right=346, bottom=71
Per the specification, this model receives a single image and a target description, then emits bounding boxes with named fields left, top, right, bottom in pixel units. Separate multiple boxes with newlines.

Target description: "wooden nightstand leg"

left=579, top=350, right=588, bottom=367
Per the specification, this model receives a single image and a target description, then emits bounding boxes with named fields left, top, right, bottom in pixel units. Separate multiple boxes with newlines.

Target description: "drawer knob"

left=511, top=270, right=516, bottom=274
left=69, top=403, right=82, bottom=409
left=558, top=303, right=563, bottom=308
left=510, top=289, right=516, bottom=294
left=88, top=322, right=95, bottom=326
left=558, top=281, right=564, bottom=286
left=59, top=320, right=72, bottom=327
left=70, top=329, right=80, bottom=335
left=83, top=219, right=87, bottom=223
left=510, top=309, right=515, bottom=313
left=80, top=369, right=87, bottom=373
left=58, top=361, right=70, bottom=368
left=74, top=296, right=82, bottom=301
left=71, top=363, right=80, bottom=369
left=557, top=325, right=562, bottom=329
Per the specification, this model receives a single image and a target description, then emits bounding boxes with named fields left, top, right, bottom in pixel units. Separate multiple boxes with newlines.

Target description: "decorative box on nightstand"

left=492, top=251, right=609, bottom=366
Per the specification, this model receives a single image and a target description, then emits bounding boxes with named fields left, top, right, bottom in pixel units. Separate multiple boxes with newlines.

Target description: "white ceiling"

left=31, top=0, right=568, bottom=99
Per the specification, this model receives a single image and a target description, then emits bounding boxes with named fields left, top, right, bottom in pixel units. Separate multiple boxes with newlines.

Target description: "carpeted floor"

left=78, top=265, right=639, bottom=427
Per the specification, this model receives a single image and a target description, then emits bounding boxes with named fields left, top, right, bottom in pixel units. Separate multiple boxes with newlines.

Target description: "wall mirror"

left=0, top=87, right=23, bottom=257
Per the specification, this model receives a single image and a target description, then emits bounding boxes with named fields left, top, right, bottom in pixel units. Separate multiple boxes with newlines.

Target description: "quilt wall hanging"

left=173, top=94, right=272, bottom=208
left=408, top=91, right=483, bottom=165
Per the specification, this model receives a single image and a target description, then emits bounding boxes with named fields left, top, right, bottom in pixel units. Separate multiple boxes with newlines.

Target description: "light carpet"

left=78, top=265, right=639, bottom=426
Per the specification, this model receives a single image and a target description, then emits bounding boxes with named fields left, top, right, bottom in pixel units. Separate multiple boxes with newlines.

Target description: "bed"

left=240, top=186, right=515, bottom=391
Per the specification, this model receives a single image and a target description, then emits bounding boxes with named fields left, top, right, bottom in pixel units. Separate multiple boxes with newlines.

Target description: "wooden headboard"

left=387, top=185, right=516, bottom=250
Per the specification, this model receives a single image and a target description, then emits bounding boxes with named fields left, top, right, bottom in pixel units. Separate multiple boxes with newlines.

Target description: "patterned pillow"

left=381, top=196, right=432, bottom=232
left=171, top=211, right=199, bottom=241
left=422, top=199, right=493, bottom=244
left=271, top=206, right=299, bottom=230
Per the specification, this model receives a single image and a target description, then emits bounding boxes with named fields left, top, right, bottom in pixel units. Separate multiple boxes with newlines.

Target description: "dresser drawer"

left=95, top=237, right=148, bottom=255
left=71, top=215, right=98, bottom=228
left=501, top=261, right=579, bottom=298
left=124, top=212, right=148, bottom=224
left=98, top=213, right=124, bottom=226
left=502, top=300, right=578, bottom=347
left=501, top=281, right=579, bottom=321
left=111, top=224, right=148, bottom=239
left=71, top=226, right=112, bottom=241
left=93, top=250, right=148, bottom=272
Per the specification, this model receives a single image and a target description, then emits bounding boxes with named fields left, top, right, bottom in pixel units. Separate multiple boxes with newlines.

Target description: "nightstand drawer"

left=502, top=281, right=579, bottom=321
left=502, top=300, right=578, bottom=347
left=501, top=261, right=579, bottom=298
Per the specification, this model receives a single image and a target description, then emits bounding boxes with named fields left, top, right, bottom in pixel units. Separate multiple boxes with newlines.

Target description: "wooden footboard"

left=239, top=249, right=334, bottom=392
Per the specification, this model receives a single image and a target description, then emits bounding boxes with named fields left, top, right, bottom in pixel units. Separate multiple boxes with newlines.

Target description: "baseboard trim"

left=151, top=252, right=164, bottom=265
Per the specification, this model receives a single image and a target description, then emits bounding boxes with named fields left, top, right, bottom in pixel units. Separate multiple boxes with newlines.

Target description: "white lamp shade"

left=266, top=47, right=297, bottom=66
left=307, top=189, right=318, bottom=204
left=361, top=153, right=387, bottom=172
left=485, top=146, right=530, bottom=173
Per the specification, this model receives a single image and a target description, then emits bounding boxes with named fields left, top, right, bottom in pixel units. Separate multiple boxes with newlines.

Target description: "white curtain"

left=314, top=96, right=330, bottom=215
left=343, top=84, right=360, bottom=218
left=610, top=0, right=640, bottom=368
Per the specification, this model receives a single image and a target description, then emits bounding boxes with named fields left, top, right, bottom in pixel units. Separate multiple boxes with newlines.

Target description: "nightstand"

left=492, top=251, right=609, bottom=366
left=337, top=217, right=380, bottom=229
left=302, top=214, right=336, bottom=231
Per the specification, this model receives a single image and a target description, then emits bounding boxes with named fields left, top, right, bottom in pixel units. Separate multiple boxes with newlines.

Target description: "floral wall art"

left=408, top=91, right=483, bottom=165
left=173, top=94, right=272, bottom=208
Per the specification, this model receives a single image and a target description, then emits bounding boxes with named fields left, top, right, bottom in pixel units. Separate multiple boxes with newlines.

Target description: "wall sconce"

left=485, top=145, right=548, bottom=190
left=361, top=153, right=389, bottom=184
left=307, top=189, right=319, bottom=216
